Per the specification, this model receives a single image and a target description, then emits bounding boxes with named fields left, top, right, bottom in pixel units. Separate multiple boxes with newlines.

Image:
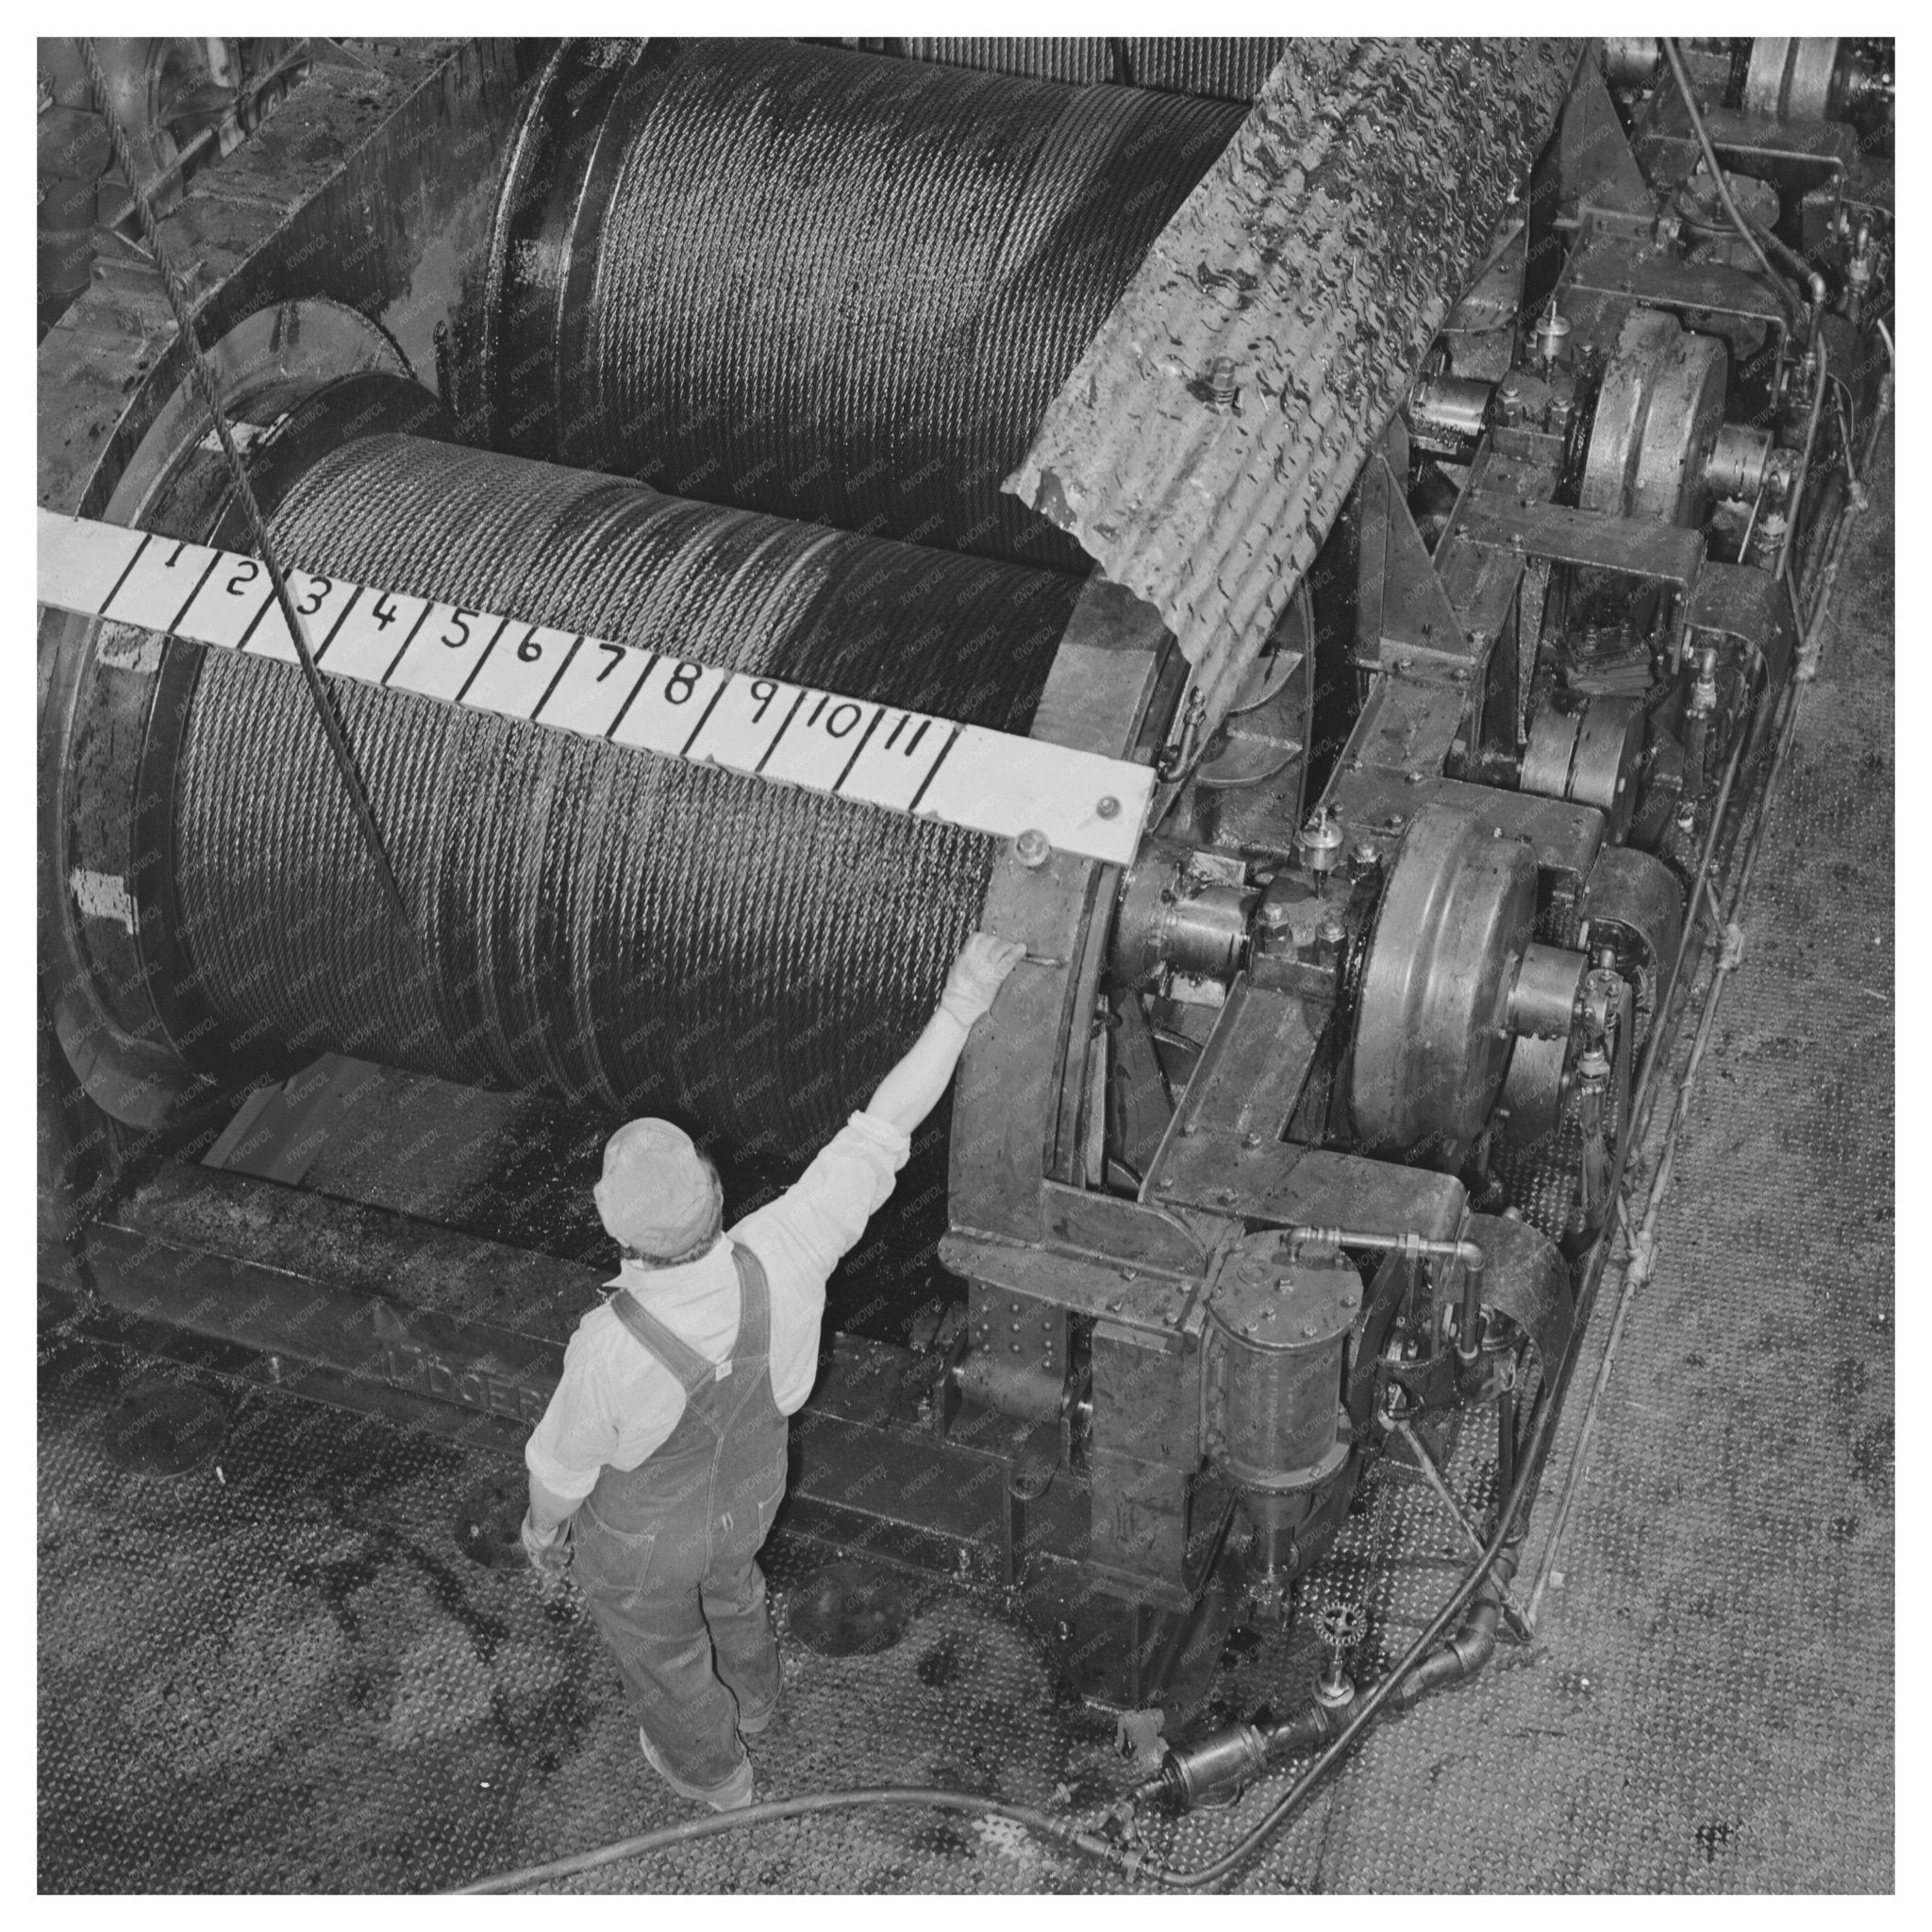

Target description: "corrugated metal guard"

left=1006, top=39, right=1581, bottom=727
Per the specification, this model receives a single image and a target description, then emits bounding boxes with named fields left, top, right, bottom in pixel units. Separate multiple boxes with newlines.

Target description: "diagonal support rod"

left=1393, top=1420, right=1535, bottom=1642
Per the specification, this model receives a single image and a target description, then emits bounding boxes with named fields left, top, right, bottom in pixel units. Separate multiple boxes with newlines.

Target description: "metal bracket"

left=955, top=1279, right=1069, bottom=1424
left=1350, top=453, right=1475, bottom=675
left=1454, top=491, right=1706, bottom=590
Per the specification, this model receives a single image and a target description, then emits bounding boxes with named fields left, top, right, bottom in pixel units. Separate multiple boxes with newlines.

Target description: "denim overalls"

left=573, top=1243, right=788, bottom=1792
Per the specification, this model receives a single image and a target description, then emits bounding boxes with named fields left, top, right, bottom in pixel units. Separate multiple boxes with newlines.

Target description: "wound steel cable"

left=495, top=39, right=1241, bottom=572
left=171, top=437, right=1080, bottom=1160
left=897, top=37, right=1290, bottom=101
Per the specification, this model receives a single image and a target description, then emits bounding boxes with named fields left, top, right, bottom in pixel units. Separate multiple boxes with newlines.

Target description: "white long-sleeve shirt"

left=525, top=1110, right=910, bottom=1503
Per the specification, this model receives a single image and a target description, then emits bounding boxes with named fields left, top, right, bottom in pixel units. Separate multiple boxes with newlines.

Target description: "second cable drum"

left=481, top=38, right=1243, bottom=573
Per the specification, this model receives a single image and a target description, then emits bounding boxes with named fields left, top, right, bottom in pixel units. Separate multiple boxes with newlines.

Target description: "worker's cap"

left=593, top=1118, right=722, bottom=1257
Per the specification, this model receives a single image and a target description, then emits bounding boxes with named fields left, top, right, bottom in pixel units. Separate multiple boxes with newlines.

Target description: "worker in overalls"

left=520, top=931, right=1025, bottom=1810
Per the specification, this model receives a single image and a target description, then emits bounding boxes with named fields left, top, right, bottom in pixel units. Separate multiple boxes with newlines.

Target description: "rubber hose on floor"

left=486, top=38, right=1242, bottom=572
left=170, top=434, right=1080, bottom=1161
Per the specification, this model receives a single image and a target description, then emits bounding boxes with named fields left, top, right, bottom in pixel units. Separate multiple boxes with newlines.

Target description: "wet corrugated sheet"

left=1007, top=39, right=1578, bottom=725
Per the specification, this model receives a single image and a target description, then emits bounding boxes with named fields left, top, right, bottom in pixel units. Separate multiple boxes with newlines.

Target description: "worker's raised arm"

left=866, top=932, right=1026, bottom=1137
left=730, top=932, right=1028, bottom=1321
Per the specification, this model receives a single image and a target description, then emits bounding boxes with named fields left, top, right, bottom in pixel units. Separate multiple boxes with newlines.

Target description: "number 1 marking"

left=168, top=554, right=222, bottom=634
left=96, top=533, right=155, bottom=616
left=906, top=725, right=960, bottom=814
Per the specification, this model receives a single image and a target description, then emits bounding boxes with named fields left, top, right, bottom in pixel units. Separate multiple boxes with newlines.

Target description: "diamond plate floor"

left=39, top=441, right=1892, bottom=1894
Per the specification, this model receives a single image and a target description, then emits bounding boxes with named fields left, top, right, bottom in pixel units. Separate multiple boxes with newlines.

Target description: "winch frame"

left=37, top=35, right=1855, bottom=1723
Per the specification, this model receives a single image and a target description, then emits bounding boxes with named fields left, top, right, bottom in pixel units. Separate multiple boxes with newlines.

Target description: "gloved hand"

left=940, top=932, right=1027, bottom=1026
left=520, top=1508, right=574, bottom=1579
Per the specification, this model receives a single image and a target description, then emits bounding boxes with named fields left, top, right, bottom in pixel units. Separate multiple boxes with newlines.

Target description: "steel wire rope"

left=522, top=39, right=1241, bottom=567
left=171, top=437, right=1079, bottom=1159
left=897, top=39, right=1288, bottom=100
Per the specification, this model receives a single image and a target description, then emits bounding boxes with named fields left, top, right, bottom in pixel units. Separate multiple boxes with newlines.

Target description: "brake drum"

left=1348, top=807, right=1539, bottom=1158
left=1580, top=308, right=1728, bottom=527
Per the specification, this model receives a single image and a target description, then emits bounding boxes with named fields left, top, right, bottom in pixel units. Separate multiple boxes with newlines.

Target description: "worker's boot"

left=737, top=1653, right=783, bottom=1737
left=638, top=1728, right=755, bottom=1812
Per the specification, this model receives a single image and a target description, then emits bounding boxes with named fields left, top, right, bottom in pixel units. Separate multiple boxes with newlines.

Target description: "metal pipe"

left=1524, top=670, right=1764, bottom=1617
left=1391, top=1541, right=1522, bottom=1704
left=1282, top=1222, right=1488, bottom=1373
left=1627, top=717, right=1751, bottom=1148
left=1132, top=1686, right=1365, bottom=1814
left=1394, top=1420, right=1533, bottom=1641
left=1457, top=1253, right=1486, bottom=1364
left=1738, top=475, right=1769, bottom=561
left=1528, top=743, right=1772, bottom=1624
left=1530, top=645, right=1785, bottom=1615
left=1496, top=1387, right=1518, bottom=1513
left=1281, top=1225, right=1484, bottom=1272
left=1779, top=328, right=1829, bottom=582
left=1526, top=374, right=1886, bottom=1626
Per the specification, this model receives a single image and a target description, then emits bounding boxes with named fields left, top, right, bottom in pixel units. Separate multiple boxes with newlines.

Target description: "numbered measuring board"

left=37, top=509, right=1151, bottom=867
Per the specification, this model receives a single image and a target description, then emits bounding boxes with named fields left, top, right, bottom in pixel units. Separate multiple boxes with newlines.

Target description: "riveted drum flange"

left=1347, top=804, right=1539, bottom=1159
left=42, top=299, right=447, bottom=1129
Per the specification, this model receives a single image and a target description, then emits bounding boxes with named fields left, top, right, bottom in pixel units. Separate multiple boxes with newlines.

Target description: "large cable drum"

left=885, top=38, right=1289, bottom=100
left=481, top=38, right=1242, bottom=572
left=158, top=431, right=1082, bottom=1161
